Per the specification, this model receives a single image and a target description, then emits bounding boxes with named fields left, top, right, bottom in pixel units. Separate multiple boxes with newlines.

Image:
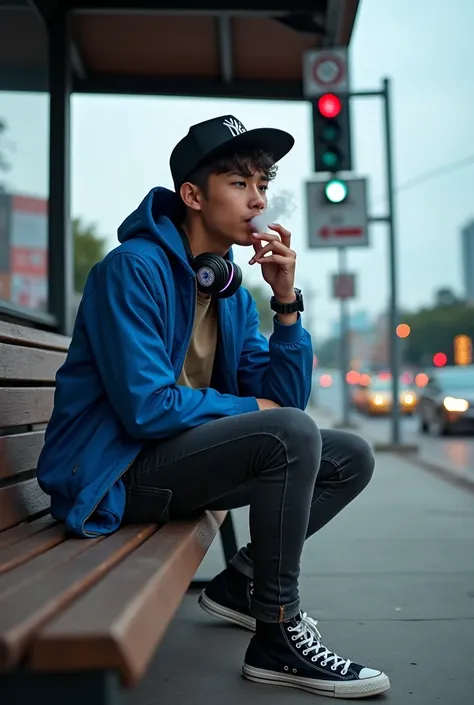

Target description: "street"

left=313, top=369, right=474, bottom=480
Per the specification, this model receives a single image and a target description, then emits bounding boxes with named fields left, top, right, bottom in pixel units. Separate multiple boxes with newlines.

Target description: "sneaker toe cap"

left=358, top=667, right=382, bottom=679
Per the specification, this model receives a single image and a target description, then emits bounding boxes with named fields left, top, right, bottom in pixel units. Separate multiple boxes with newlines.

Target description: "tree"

left=245, top=282, right=274, bottom=333
left=434, top=287, right=460, bottom=307
left=403, top=302, right=474, bottom=366
left=73, top=217, right=107, bottom=293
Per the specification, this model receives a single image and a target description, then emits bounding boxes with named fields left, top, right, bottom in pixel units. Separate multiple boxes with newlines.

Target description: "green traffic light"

left=324, top=179, right=348, bottom=204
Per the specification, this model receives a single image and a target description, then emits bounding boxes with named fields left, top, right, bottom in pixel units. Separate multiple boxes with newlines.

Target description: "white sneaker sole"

left=242, top=664, right=391, bottom=699
left=198, top=590, right=256, bottom=632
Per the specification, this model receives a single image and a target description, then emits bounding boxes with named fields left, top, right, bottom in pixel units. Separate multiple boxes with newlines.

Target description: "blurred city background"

left=1, top=2, right=474, bottom=704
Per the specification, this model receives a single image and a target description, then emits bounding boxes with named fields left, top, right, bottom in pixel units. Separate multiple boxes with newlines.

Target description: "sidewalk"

left=125, top=418, right=474, bottom=705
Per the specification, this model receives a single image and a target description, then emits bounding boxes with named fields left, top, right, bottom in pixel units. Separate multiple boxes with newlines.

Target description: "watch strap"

left=270, top=288, right=304, bottom=314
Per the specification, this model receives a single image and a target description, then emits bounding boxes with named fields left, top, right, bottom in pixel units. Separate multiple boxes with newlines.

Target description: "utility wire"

left=372, top=153, right=474, bottom=207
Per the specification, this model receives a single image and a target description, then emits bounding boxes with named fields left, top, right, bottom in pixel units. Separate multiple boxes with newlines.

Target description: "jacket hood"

left=117, top=186, right=234, bottom=263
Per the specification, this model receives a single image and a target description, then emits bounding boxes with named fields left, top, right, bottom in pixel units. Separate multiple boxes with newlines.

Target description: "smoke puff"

left=250, top=190, right=297, bottom=232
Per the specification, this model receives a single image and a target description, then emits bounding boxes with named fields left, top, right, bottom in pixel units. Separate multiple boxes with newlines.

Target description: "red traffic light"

left=433, top=352, right=447, bottom=367
left=318, top=93, right=342, bottom=119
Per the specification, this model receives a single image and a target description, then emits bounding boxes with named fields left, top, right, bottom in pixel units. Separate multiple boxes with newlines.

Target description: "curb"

left=307, top=405, right=474, bottom=493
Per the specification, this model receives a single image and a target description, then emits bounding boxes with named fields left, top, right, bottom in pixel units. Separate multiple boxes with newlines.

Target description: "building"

left=0, top=193, right=48, bottom=311
left=330, top=309, right=372, bottom=337
left=461, top=220, right=474, bottom=302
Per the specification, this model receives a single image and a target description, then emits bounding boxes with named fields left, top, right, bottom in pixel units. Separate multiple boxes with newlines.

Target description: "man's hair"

left=184, top=148, right=278, bottom=198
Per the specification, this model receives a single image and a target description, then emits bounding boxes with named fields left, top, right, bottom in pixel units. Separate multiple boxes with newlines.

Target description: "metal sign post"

left=306, top=175, right=368, bottom=429
left=332, top=251, right=355, bottom=427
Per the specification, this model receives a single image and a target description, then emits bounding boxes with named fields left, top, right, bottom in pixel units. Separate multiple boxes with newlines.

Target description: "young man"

left=37, top=115, right=390, bottom=699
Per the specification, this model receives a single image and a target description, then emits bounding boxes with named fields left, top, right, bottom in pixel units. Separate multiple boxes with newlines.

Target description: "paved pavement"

left=125, top=411, right=474, bottom=705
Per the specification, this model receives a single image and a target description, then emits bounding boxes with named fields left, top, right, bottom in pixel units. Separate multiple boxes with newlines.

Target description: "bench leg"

left=188, top=511, right=239, bottom=591
left=1, top=670, right=123, bottom=705
left=219, top=510, right=239, bottom=564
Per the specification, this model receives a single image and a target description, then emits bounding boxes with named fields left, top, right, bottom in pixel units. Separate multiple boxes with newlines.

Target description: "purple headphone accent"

left=218, top=265, right=234, bottom=293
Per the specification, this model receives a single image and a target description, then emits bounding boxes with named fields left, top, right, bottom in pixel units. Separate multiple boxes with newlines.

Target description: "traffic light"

left=312, top=92, right=352, bottom=173
left=454, top=334, right=472, bottom=365
left=324, top=178, right=348, bottom=204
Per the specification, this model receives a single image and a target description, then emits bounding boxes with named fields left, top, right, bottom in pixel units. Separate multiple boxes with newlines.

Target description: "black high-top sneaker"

left=243, top=612, right=390, bottom=699
left=198, top=564, right=256, bottom=631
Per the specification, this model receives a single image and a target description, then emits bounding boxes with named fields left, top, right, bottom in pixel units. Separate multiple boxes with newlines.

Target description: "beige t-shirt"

left=177, top=291, right=218, bottom=390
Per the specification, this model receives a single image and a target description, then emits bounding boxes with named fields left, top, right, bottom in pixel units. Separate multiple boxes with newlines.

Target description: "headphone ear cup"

left=217, top=261, right=242, bottom=298
left=193, top=253, right=229, bottom=295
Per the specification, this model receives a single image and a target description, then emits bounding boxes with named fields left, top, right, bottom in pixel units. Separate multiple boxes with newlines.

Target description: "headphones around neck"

left=178, top=230, right=242, bottom=299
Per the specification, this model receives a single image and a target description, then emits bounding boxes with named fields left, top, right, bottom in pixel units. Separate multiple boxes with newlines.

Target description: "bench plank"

left=0, top=432, right=45, bottom=480
left=0, top=524, right=67, bottom=576
left=0, top=524, right=157, bottom=670
left=0, top=388, right=55, bottom=428
left=0, top=321, right=70, bottom=352
left=0, top=479, right=50, bottom=531
left=0, top=533, right=102, bottom=601
left=0, top=516, right=56, bottom=550
left=31, top=511, right=226, bottom=686
left=0, top=343, right=66, bottom=381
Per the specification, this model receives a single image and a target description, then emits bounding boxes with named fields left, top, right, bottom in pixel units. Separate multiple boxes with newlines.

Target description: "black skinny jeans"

left=122, top=408, right=375, bottom=622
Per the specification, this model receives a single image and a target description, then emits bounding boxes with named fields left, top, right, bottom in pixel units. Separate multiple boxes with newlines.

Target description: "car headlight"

left=443, top=396, right=469, bottom=412
left=373, top=394, right=384, bottom=405
left=403, top=393, right=415, bottom=405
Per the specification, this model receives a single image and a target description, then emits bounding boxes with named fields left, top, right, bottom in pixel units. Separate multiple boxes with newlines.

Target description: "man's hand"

left=257, top=398, right=281, bottom=411
left=249, top=223, right=296, bottom=302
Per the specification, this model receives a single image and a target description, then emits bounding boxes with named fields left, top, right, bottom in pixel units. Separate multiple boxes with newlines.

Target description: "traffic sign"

left=332, top=273, right=356, bottom=299
left=303, top=48, right=349, bottom=98
left=306, top=176, right=369, bottom=249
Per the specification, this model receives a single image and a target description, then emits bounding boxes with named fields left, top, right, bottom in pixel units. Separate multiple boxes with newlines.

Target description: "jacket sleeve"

left=237, top=288, right=313, bottom=409
left=85, top=253, right=259, bottom=439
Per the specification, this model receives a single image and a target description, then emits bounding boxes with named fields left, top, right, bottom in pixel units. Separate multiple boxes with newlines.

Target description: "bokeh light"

left=319, top=374, right=333, bottom=388
left=396, top=323, right=411, bottom=338
left=415, top=373, right=429, bottom=387
left=433, top=352, right=447, bottom=367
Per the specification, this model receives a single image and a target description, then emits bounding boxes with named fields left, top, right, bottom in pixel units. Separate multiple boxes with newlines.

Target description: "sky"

left=2, top=0, right=474, bottom=339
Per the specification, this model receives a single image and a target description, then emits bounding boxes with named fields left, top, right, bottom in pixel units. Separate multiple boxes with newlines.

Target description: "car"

left=352, top=375, right=417, bottom=416
left=417, top=366, right=474, bottom=436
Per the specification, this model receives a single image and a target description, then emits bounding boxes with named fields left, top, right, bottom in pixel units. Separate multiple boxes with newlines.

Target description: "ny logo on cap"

left=223, top=117, right=246, bottom=138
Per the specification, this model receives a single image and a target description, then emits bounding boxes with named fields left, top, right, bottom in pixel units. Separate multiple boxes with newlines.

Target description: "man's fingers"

left=252, top=232, right=280, bottom=243
left=253, top=254, right=290, bottom=267
left=268, top=223, right=291, bottom=247
left=250, top=240, right=296, bottom=263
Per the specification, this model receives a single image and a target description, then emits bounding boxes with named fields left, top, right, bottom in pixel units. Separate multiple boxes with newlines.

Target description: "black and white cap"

left=169, top=115, right=294, bottom=191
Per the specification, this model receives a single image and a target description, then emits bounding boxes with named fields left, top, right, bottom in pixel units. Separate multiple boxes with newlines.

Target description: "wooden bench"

left=0, top=320, right=238, bottom=704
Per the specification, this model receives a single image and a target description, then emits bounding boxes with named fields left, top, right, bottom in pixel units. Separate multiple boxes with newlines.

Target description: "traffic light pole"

left=351, top=78, right=401, bottom=445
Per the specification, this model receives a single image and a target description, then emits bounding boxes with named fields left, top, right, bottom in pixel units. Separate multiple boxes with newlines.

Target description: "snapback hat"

left=169, top=115, right=294, bottom=191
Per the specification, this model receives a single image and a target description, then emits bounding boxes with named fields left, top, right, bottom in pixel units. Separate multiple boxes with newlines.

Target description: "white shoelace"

left=287, top=612, right=351, bottom=675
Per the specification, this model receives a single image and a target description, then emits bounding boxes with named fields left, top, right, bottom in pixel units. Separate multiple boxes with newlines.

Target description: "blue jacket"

left=37, top=187, right=313, bottom=537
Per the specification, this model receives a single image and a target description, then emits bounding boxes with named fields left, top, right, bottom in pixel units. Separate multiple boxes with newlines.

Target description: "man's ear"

left=180, top=182, right=202, bottom=212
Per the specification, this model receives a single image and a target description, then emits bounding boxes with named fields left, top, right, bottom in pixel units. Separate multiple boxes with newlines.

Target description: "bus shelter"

left=0, top=0, right=359, bottom=334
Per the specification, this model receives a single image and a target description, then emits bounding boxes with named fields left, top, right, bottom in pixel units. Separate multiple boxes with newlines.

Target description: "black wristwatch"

left=270, top=288, right=304, bottom=314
